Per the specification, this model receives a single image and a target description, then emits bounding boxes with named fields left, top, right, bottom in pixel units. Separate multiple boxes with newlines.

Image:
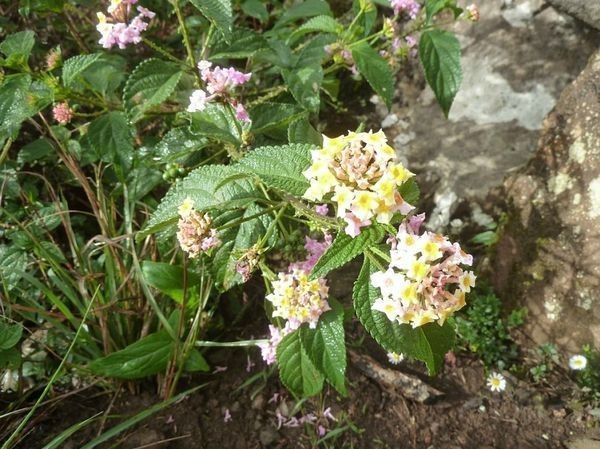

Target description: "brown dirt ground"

left=5, top=319, right=597, bottom=449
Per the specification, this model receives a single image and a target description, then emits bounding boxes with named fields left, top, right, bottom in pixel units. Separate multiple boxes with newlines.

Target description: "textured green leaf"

left=353, top=258, right=455, bottom=374
left=0, top=75, right=49, bottom=141
left=189, top=102, right=249, bottom=145
left=399, top=177, right=420, bottom=206
left=275, top=0, right=331, bottom=27
left=351, top=41, right=394, bottom=108
left=189, top=0, right=232, bottom=40
left=210, top=29, right=268, bottom=59
left=236, top=143, right=314, bottom=196
left=0, top=348, right=21, bottom=369
left=288, top=117, right=322, bottom=146
left=0, top=321, right=22, bottom=350
left=425, top=0, right=462, bottom=21
left=211, top=204, right=274, bottom=291
left=184, top=349, right=210, bottom=372
left=419, top=29, right=462, bottom=117
left=141, top=261, right=202, bottom=303
left=283, top=65, right=323, bottom=113
left=289, top=15, right=342, bottom=42
left=155, top=127, right=208, bottom=163
left=277, top=329, right=324, bottom=397
left=0, top=30, right=35, bottom=65
left=87, top=111, right=134, bottom=173
left=17, top=138, right=54, bottom=166
left=250, top=102, right=305, bottom=134
left=311, top=225, right=385, bottom=280
left=90, top=331, right=173, bottom=379
left=300, top=299, right=346, bottom=395
left=139, top=164, right=260, bottom=239
left=241, top=0, right=268, bottom=21
left=61, top=53, right=102, bottom=88
left=123, top=58, right=183, bottom=122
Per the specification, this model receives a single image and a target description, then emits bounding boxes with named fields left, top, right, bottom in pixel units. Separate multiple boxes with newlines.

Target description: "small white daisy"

left=387, top=352, right=405, bottom=364
left=568, top=354, right=587, bottom=371
left=486, top=372, right=506, bottom=392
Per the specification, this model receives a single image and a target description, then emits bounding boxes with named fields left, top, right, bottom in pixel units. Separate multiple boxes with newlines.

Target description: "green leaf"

left=0, top=321, right=22, bottom=350
left=81, top=54, right=127, bottom=97
left=241, top=0, right=268, bottom=21
left=275, top=0, right=332, bottom=27
left=282, top=65, right=323, bottom=113
left=189, top=102, right=248, bottom=145
left=277, top=329, right=324, bottom=397
left=189, top=0, right=232, bottom=41
left=210, top=29, right=268, bottom=59
left=289, top=15, right=342, bottom=43
left=61, top=53, right=102, bottom=88
left=141, top=261, right=202, bottom=303
left=0, top=30, right=35, bottom=68
left=184, top=349, right=210, bottom=372
left=300, top=299, right=347, bottom=395
left=311, top=225, right=385, bottom=280
left=353, top=258, right=455, bottom=374
left=17, top=138, right=54, bottom=166
left=123, top=58, right=183, bottom=122
left=155, top=127, right=208, bottom=163
left=419, top=29, right=462, bottom=117
left=351, top=41, right=394, bottom=108
left=425, top=0, right=462, bottom=21
left=89, top=331, right=173, bottom=379
left=0, top=347, right=21, bottom=369
left=211, top=204, right=274, bottom=291
left=398, top=177, right=420, bottom=206
left=250, top=102, right=305, bottom=134
left=139, top=164, right=260, bottom=239
left=86, top=111, right=134, bottom=174
left=288, top=117, right=322, bottom=146
left=236, top=143, right=314, bottom=196
left=0, top=75, right=52, bottom=141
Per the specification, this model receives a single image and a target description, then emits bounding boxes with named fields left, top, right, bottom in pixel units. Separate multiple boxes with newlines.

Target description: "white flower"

left=372, top=297, right=402, bottom=321
left=486, top=372, right=506, bottom=392
left=387, top=352, right=405, bottom=364
left=187, top=89, right=208, bottom=112
left=568, top=354, right=587, bottom=371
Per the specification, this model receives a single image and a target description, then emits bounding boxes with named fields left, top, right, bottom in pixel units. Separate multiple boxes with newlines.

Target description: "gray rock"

left=378, top=0, right=598, bottom=220
left=491, top=50, right=600, bottom=352
left=259, top=426, right=279, bottom=447
left=547, top=0, right=600, bottom=30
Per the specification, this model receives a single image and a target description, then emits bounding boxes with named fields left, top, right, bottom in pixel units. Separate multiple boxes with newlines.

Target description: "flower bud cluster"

left=391, top=0, right=421, bottom=19
left=371, top=214, right=476, bottom=328
left=303, top=130, right=415, bottom=237
left=187, top=60, right=252, bottom=122
left=52, top=102, right=73, bottom=125
left=176, top=198, right=220, bottom=258
left=96, top=1, right=155, bottom=49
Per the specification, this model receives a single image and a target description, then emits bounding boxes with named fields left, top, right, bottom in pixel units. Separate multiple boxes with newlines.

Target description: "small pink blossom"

left=212, top=365, right=228, bottom=374
left=344, top=213, right=372, bottom=238
left=268, top=393, right=280, bottom=404
left=315, top=204, right=329, bottom=216
left=52, top=102, right=73, bottom=125
left=318, top=425, right=327, bottom=436
left=391, top=0, right=421, bottom=19
left=96, top=5, right=155, bottom=50
left=234, top=102, right=250, bottom=122
left=223, top=408, right=232, bottom=423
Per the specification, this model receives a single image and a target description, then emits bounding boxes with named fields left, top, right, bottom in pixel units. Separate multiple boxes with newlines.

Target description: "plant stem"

left=195, top=339, right=268, bottom=348
left=172, top=0, right=198, bottom=77
left=142, top=37, right=185, bottom=65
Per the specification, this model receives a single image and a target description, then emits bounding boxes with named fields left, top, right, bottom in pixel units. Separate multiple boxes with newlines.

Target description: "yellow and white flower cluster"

left=303, top=130, right=415, bottom=237
left=176, top=198, right=221, bottom=258
left=371, top=216, right=476, bottom=328
left=266, top=270, right=330, bottom=330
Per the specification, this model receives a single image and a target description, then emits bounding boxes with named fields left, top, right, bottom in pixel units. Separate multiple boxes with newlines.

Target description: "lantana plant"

left=0, top=0, right=477, bottom=400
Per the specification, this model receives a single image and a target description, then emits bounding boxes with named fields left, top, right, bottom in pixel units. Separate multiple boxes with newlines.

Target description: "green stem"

left=0, top=138, right=12, bottom=166
left=195, top=339, right=268, bottom=348
left=200, top=23, right=215, bottom=61
left=172, top=0, right=198, bottom=74
left=142, top=37, right=185, bottom=65
left=364, top=249, right=386, bottom=272
left=370, top=245, right=391, bottom=264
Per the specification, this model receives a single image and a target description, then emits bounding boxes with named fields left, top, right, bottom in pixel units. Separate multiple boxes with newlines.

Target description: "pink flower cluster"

left=371, top=214, right=476, bottom=328
left=269, top=394, right=337, bottom=437
left=259, top=234, right=332, bottom=365
left=187, top=60, right=252, bottom=122
left=96, top=1, right=155, bottom=49
left=391, top=0, right=421, bottom=19
left=176, top=198, right=221, bottom=258
left=52, top=102, right=73, bottom=125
